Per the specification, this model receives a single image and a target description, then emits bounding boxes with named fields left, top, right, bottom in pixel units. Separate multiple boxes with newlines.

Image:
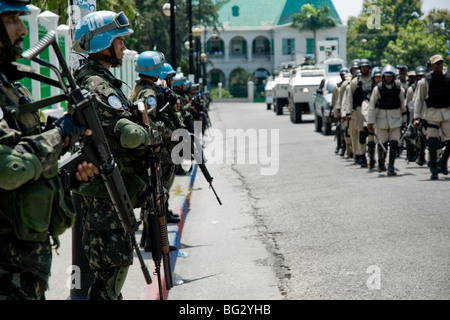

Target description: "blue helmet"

left=135, top=51, right=165, bottom=77
left=0, top=0, right=31, bottom=15
left=173, top=73, right=186, bottom=87
left=73, top=11, right=133, bottom=54
left=184, top=80, right=192, bottom=90
left=159, top=63, right=176, bottom=80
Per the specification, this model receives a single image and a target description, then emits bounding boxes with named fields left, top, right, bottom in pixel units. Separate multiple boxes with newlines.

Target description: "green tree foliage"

left=383, top=19, right=448, bottom=69
left=346, top=0, right=450, bottom=68
left=291, top=4, right=336, bottom=59
left=229, top=67, right=256, bottom=86
left=128, top=0, right=228, bottom=73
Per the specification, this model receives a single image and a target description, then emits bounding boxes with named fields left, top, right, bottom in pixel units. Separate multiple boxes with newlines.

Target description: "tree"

left=346, top=0, right=423, bottom=65
left=291, top=4, right=336, bottom=60
left=383, top=19, right=448, bottom=69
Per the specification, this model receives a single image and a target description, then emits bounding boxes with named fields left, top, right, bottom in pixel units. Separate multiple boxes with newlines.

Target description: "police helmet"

left=397, top=65, right=408, bottom=73
left=159, top=63, right=176, bottom=80
left=73, top=11, right=133, bottom=54
left=0, top=0, right=31, bottom=15
left=359, top=58, right=372, bottom=69
left=371, top=66, right=382, bottom=78
left=415, top=66, right=427, bottom=76
left=135, top=51, right=165, bottom=77
left=340, top=67, right=350, bottom=75
left=382, top=64, right=396, bottom=77
left=351, top=59, right=361, bottom=69
left=173, top=74, right=186, bottom=87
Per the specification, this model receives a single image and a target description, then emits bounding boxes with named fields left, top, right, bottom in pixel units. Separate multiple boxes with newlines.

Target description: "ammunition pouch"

left=8, top=175, right=75, bottom=243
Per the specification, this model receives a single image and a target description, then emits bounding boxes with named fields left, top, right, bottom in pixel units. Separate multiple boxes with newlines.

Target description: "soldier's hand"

left=75, top=161, right=100, bottom=182
left=54, top=113, right=87, bottom=145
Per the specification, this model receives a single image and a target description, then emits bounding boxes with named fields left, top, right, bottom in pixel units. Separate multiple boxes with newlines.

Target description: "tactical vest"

left=377, top=80, right=401, bottom=110
left=425, top=72, right=450, bottom=109
left=353, top=76, right=372, bottom=109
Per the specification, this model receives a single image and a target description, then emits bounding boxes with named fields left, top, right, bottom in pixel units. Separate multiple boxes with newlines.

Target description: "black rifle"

left=135, top=100, right=174, bottom=300
left=20, top=30, right=152, bottom=285
left=160, top=102, right=222, bottom=205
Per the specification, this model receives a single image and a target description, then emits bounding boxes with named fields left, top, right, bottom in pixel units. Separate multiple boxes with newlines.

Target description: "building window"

left=282, top=38, right=295, bottom=55
left=306, top=38, right=314, bottom=55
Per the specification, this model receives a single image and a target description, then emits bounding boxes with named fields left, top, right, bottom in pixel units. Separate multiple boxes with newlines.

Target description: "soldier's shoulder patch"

left=146, top=97, right=157, bottom=107
left=102, top=87, right=117, bottom=97
left=108, top=95, right=123, bottom=109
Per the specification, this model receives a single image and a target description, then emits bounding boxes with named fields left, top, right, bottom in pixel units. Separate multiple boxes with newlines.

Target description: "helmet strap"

left=90, top=48, right=122, bottom=68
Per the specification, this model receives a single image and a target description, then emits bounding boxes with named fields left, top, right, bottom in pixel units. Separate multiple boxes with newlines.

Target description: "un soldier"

left=367, top=65, right=407, bottom=176
left=72, top=11, right=162, bottom=299
left=414, top=54, right=450, bottom=180
left=129, top=52, right=180, bottom=228
left=0, top=0, right=98, bottom=299
left=343, top=58, right=372, bottom=167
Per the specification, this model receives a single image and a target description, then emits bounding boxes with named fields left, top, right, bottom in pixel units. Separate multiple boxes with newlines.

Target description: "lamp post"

left=162, top=1, right=176, bottom=68
left=201, top=52, right=207, bottom=91
left=193, top=26, right=202, bottom=84
left=187, top=0, right=194, bottom=81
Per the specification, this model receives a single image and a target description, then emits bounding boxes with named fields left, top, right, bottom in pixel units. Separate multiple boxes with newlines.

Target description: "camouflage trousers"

left=0, top=265, right=46, bottom=300
left=80, top=196, right=133, bottom=300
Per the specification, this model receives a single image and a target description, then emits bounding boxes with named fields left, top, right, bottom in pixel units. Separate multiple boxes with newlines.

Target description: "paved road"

left=170, top=101, right=450, bottom=300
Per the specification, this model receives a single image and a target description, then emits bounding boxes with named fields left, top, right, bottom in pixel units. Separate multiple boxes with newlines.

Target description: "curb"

left=145, top=163, right=198, bottom=300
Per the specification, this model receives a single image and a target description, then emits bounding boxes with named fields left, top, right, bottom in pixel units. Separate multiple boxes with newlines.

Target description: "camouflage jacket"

left=0, top=72, right=67, bottom=283
left=73, top=59, right=160, bottom=198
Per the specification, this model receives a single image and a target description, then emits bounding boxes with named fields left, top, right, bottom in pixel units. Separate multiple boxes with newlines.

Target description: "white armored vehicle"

left=272, top=70, right=291, bottom=115
left=287, top=66, right=325, bottom=123
left=264, top=76, right=275, bottom=110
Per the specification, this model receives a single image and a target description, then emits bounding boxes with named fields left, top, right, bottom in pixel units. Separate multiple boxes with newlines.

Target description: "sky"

left=332, top=0, right=450, bottom=24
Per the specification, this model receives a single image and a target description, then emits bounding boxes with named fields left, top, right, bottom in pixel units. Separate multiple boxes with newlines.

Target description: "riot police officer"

left=414, top=55, right=450, bottom=180
left=332, top=67, right=349, bottom=155
left=72, top=10, right=162, bottom=299
left=0, top=0, right=98, bottom=299
left=343, top=58, right=372, bottom=167
left=367, top=65, right=407, bottom=176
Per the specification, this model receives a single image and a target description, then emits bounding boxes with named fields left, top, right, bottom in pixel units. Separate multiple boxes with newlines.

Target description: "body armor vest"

left=425, top=72, right=450, bottom=109
left=377, top=80, right=401, bottom=110
left=353, top=76, right=372, bottom=109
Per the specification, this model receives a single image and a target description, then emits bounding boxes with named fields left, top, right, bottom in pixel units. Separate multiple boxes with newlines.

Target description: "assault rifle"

left=160, top=101, right=222, bottom=205
left=135, top=100, right=174, bottom=300
left=19, top=30, right=152, bottom=285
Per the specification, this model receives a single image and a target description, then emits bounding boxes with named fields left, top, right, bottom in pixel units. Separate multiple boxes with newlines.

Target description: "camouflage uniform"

left=129, top=78, right=179, bottom=191
left=0, top=74, right=74, bottom=300
left=73, top=59, right=160, bottom=299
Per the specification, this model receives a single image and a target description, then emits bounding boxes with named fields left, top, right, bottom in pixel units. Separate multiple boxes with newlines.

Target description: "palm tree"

left=291, top=4, right=336, bottom=61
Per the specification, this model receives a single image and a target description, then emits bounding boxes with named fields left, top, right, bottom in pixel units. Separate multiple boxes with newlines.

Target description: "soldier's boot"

left=335, top=126, right=342, bottom=154
left=387, top=140, right=398, bottom=176
left=360, top=153, right=368, bottom=168
left=344, top=143, right=352, bottom=159
left=437, top=141, right=450, bottom=175
left=377, top=143, right=387, bottom=172
left=339, top=138, right=346, bottom=156
left=367, top=141, right=376, bottom=169
left=428, top=137, right=439, bottom=180
left=416, top=142, right=426, bottom=166
left=405, top=140, right=416, bottom=162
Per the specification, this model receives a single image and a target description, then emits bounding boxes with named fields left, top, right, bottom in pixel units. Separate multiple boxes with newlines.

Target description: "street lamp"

left=201, top=52, right=207, bottom=91
left=162, top=1, right=176, bottom=68
left=193, top=26, right=202, bottom=83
